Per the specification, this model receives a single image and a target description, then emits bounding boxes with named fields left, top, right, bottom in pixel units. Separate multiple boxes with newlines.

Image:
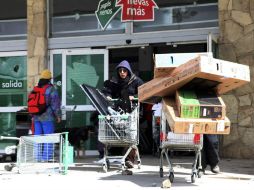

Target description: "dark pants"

left=201, top=134, right=220, bottom=169
left=126, top=148, right=136, bottom=163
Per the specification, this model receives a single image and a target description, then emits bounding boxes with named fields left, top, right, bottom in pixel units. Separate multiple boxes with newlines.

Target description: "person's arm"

left=102, top=80, right=113, bottom=98
left=124, top=75, right=143, bottom=100
left=133, top=77, right=144, bottom=97
left=137, top=77, right=144, bottom=87
left=49, top=86, right=61, bottom=123
left=102, top=79, right=120, bottom=99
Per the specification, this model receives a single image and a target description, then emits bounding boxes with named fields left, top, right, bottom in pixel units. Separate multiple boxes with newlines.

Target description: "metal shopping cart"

left=151, top=102, right=162, bottom=156
left=151, top=115, right=161, bottom=156
left=98, top=102, right=141, bottom=172
left=0, top=132, right=73, bottom=175
left=80, top=84, right=141, bottom=173
left=159, top=112, right=203, bottom=183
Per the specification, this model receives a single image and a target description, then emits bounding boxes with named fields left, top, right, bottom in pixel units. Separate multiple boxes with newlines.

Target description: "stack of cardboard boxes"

left=138, top=53, right=250, bottom=134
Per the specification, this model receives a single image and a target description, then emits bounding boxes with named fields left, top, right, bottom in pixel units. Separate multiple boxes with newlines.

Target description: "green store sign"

left=95, top=0, right=121, bottom=30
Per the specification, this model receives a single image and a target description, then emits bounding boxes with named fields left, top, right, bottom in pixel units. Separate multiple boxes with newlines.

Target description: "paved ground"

left=0, top=155, right=254, bottom=190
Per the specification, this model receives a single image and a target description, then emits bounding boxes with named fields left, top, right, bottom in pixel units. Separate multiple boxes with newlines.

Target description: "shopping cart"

left=80, top=84, right=141, bottom=173
left=151, top=102, right=162, bottom=156
left=159, top=112, right=203, bottom=183
left=152, top=115, right=161, bottom=156
left=0, top=132, right=73, bottom=175
left=98, top=102, right=141, bottom=172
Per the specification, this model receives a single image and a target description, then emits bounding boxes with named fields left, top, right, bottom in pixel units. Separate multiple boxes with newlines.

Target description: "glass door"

left=50, top=49, right=108, bottom=154
left=0, top=51, right=27, bottom=155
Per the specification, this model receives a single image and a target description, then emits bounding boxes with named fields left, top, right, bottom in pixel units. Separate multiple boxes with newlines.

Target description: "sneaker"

left=125, top=161, right=134, bottom=169
left=211, top=165, right=220, bottom=174
left=199, top=168, right=205, bottom=175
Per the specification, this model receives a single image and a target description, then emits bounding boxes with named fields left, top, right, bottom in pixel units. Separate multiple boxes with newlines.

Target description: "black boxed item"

left=196, top=90, right=226, bottom=119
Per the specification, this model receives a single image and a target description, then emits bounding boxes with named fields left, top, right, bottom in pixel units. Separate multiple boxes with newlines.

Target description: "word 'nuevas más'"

left=127, top=0, right=149, bottom=16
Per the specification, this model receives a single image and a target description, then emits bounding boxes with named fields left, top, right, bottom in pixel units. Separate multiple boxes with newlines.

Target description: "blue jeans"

left=34, top=121, right=55, bottom=161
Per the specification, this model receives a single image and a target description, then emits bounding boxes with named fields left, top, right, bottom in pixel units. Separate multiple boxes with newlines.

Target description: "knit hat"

left=40, top=69, right=52, bottom=79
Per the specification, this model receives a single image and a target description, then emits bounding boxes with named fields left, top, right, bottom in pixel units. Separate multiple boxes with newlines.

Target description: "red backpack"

left=27, top=84, right=51, bottom=115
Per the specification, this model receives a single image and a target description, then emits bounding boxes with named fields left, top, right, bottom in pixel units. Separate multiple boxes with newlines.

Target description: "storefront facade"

left=0, top=0, right=253, bottom=158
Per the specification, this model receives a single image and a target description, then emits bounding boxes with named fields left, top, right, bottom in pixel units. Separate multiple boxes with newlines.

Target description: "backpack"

left=27, top=84, right=51, bottom=115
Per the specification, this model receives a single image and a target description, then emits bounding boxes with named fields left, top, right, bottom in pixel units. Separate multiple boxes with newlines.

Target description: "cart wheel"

left=197, top=170, right=203, bottom=178
left=137, top=161, right=141, bottom=169
left=159, top=168, right=163, bottom=178
left=191, top=174, right=196, bottom=183
left=169, top=172, right=174, bottom=183
left=4, top=164, right=13, bottom=172
left=106, top=159, right=110, bottom=170
left=121, top=164, right=126, bottom=170
left=102, top=164, right=108, bottom=173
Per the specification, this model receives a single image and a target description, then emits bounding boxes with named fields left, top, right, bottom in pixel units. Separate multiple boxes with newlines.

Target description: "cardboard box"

left=175, top=90, right=200, bottom=118
left=154, top=52, right=213, bottom=78
left=162, top=97, right=230, bottom=134
left=175, top=89, right=226, bottom=119
left=138, top=55, right=250, bottom=103
left=196, top=90, right=226, bottom=119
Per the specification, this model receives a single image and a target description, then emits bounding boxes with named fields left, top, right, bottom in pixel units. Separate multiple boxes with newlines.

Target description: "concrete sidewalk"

left=0, top=155, right=253, bottom=190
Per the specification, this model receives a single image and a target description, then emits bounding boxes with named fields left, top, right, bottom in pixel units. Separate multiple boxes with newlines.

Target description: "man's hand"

left=56, top=117, right=61, bottom=123
left=129, top=96, right=134, bottom=101
left=106, top=96, right=112, bottom=101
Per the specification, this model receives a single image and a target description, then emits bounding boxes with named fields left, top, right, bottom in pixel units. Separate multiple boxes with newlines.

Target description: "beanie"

left=40, top=69, right=52, bottom=79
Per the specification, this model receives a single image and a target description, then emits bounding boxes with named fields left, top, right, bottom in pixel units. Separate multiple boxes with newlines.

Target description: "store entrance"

left=108, top=43, right=207, bottom=81
left=108, top=42, right=207, bottom=155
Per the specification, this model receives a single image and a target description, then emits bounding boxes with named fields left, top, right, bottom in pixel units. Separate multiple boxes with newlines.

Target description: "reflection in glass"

left=134, top=3, right=218, bottom=32
left=53, top=54, right=62, bottom=99
left=51, top=12, right=125, bottom=37
left=66, top=54, right=104, bottom=105
left=0, top=56, right=27, bottom=106
left=0, top=55, right=26, bottom=144
left=0, top=113, right=16, bottom=147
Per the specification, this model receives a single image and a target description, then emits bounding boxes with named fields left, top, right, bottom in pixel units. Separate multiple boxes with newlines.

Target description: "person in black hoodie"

left=103, top=60, right=143, bottom=112
left=201, top=134, right=220, bottom=173
left=102, top=60, right=144, bottom=169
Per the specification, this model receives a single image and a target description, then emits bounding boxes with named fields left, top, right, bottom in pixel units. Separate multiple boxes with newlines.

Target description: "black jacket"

left=102, top=74, right=144, bottom=113
left=102, top=74, right=144, bottom=99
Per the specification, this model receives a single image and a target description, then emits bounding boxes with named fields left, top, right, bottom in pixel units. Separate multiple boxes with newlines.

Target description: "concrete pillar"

left=27, top=0, right=48, bottom=91
left=219, top=0, right=254, bottom=158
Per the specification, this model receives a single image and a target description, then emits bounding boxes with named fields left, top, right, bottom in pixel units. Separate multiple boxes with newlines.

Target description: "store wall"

left=27, top=0, right=48, bottom=91
left=219, top=0, right=254, bottom=158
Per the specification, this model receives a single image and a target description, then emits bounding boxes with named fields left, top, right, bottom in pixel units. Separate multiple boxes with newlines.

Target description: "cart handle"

left=0, top=136, right=20, bottom=141
left=98, top=115, right=129, bottom=120
left=108, top=97, right=139, bottom=101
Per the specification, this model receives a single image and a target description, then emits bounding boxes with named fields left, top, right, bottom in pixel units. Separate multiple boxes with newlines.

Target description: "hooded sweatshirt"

left=103, top=60, right=144, bottom=99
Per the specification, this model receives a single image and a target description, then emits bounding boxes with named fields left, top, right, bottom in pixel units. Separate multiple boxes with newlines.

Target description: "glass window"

left=0, top=56, right=27, bottom=106
left=0, top=54, right=27, bottom=140
left=0, top=0, right=27, bottom=40
left=50, top=0, right=125, bottom=37
left=155, top=0, right=217, bottom=7
left=66, top=54, right=104, bottom=105
left=0, top=112, right=16, bottom=147
left=133, top=3, right=218, bottom=33
left=52, top=54, right=62, bottom=99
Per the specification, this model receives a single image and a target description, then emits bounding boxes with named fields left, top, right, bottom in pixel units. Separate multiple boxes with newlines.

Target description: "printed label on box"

left=217, top=120, right=225, bottom=131
left=189, top=123, right=194, bottom=133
